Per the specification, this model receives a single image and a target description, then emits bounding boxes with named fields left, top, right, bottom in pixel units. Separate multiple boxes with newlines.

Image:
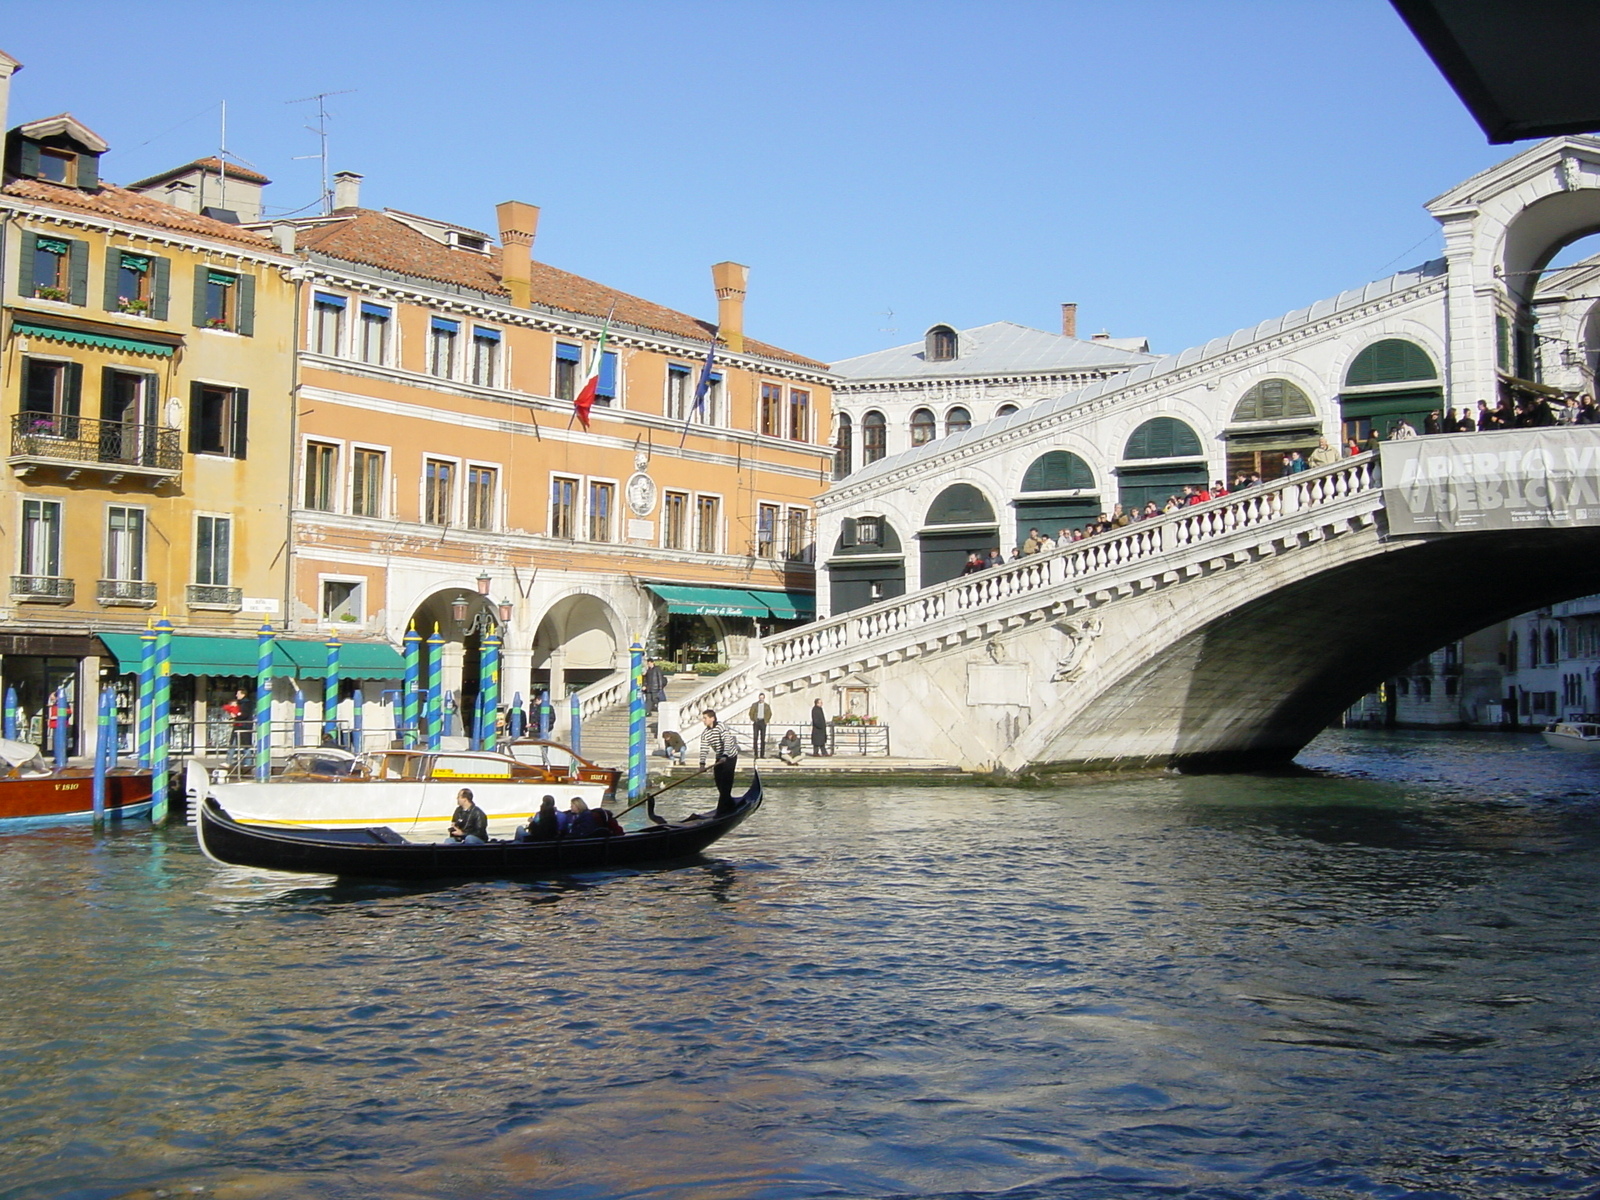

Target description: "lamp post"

left=452, top=575, right=513, bottom=750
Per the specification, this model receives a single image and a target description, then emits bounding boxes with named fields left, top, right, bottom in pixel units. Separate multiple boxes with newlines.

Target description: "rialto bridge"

left=657, top=136, right=1600, bottom=773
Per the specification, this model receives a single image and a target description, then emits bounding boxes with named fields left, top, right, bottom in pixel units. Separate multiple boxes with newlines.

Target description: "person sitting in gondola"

left=567, top=796, right=601, bottom=837
left=593, top=806, right=625, bottom=836
left=448, top=788, right=489, bottom=844
left=517, top=794, right=562, bottom=842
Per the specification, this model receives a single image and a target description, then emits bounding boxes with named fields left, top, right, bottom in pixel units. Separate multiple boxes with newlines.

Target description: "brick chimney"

left=712, top=261, right=748, bottom=354
left=1061, top=302, right=1077, bottom=339
left=332, top=170, right=362, bottom=210
left=496, top=201, right=540, bottom=307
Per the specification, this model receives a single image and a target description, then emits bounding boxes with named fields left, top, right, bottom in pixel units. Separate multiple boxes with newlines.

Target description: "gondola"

left=195, top=772, right=763, bottom=881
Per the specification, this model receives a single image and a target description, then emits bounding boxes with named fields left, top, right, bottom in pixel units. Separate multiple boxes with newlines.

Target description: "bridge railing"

left=763, top=454, right=1378, bottom=671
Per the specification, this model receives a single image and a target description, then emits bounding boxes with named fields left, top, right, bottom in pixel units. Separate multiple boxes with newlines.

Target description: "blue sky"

left=3, top=1, right=1519, bottom=363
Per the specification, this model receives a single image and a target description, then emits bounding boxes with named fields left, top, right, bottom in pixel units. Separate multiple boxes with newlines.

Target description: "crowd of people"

left=1374, top=393, right=1599, bottom=446
left=444, top=785, right=625, bottom=846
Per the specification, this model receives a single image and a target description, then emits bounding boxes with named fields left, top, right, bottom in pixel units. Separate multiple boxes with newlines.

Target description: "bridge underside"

left=1022, top=527, right=1600, bottom=776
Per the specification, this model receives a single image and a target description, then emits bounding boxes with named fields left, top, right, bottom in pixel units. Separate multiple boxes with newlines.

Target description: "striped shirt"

left=700, top=721, right=740, bottom=766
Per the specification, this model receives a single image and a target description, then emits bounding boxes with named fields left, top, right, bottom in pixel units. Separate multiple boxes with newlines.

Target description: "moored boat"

left=1541, top=722, right=1600, bottom=752
left=0, top=738, right=153, bottom=826
left=195, top=772, right=764, bottom=881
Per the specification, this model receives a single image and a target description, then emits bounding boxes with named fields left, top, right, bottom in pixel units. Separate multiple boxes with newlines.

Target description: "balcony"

left=11, top=575, right=74, bottom=604
left=97, top=579, right=157, bottom=607
left=187, top=583, right=242, bottom=610
left=10, top=413, right=182, bottom=485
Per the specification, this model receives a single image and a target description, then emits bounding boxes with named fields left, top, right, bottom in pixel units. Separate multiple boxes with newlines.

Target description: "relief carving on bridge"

left=1051, top=616, right=1104, bottom=683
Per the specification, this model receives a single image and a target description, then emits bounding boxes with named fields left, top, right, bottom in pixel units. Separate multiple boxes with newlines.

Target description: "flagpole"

left=680, top=327, right=720, bottom=449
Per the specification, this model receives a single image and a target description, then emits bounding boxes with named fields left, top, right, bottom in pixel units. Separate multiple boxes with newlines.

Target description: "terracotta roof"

left=295, top=209, right=827, bottom=369
left=3, top=177, right=275, bottom=248
left=126, top=156, right=272, bottom=188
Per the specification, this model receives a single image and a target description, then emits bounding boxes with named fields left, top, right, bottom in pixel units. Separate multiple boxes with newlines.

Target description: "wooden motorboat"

left=0, top=738, right=153, bottom=826
left=191, top=740, right=620, bottom=839
left=1541, top=721, right=1600, bottom=752
left=195, top=772, right=764, bottom=881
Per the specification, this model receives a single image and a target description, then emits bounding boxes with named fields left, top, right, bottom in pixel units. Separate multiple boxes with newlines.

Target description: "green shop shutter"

left=102, top=250, right=122, bottom=311
left=192, top=265, right=209, bottom=327
left=236, top=273, right=255, bottom=337
left=17, top=230, right=37, bottom=297
left=67, top=239, right=89, bottom=306
left=230, top=388, right=248, bottom=459
left=150, top=256, right=170, bottom=321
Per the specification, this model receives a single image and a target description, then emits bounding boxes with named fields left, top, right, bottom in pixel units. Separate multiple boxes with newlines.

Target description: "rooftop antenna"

left=879, top=308, right=898, bottom=334
left=213, top=101, right=264, bottom=217
left=287, top=89, right=355, bottom=215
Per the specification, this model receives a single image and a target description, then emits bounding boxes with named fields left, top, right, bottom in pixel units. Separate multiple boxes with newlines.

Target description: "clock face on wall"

left=626, top=472, right=658, bottom=516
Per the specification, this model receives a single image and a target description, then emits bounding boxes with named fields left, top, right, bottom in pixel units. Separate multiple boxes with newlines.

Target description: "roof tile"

left=3, top=177, right=274, bottom=248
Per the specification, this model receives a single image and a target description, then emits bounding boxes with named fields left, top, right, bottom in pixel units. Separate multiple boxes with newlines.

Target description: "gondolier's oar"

left=614, top=762, right=714, bottom=822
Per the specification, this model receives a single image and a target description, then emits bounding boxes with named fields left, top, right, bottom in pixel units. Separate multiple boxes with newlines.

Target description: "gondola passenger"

left=517, top=795, right=562, bottom=842
left=568, top=796, right=600, bottom=837
left=448, top=788, right=488, bottom=844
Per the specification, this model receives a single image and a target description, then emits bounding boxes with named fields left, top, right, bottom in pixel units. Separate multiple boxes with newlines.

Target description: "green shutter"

left=99, top=365, right=115, bottom=420
left=18, top=138, right=38, bottom=179
left=1124, top=417, right=1202, bottom=460
left=192, top=265, right=209, bottom=327
left=67, top=239, right=89, bottom=306
left=18, top=230, right=37, bottom=297
left=236, top=273, right=255, bottom=337
left=76, top=153, right=99, bottom=190
left=1345, top=339, right=1438, bottom=387
left=63, top=361, right=83, bottom=419
left=1021, top=451, right=1095, bottom=492
left=188, top=381, right=205, bottom=454
left=230, top=388, right=249, bottom=459
left=840, top=517, right=857, bottom=549
left=150, top=256, right=170, bottom=321
left=103, top=249, right=122, bottom=311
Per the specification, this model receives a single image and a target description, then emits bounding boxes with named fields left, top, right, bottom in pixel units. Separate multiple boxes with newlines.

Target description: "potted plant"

left=34, top=285, right=66, bottom=301
left=117, top=297, right=149, bottom=315
left=207, top=316, right=230, bottom=329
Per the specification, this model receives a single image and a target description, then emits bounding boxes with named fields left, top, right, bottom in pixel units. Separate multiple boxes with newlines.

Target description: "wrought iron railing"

left=97, top=579, right=157, bottom=605
left=11, top=574, right=74, bottom=602
left=11, top=413, right=182, bottom=473
left=187, top=584, right=242, bottom=608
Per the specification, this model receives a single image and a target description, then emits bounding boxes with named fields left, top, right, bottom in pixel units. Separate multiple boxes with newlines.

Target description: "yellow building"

left=0, top=55, right=298, bottom=755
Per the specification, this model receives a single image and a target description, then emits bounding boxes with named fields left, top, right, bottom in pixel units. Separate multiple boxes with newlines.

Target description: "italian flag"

left=574, top=316, right=612, bottom=430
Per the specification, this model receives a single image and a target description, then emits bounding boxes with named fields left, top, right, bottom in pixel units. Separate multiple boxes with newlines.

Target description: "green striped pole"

left=425, top=627, right=444, bottom=750
left=628, top=641, right=645, bottom=800
left=255, top=624, right=273, bottom=781
left=323, top=637, right=341, bottom=746
left=479, top=631, right=501, bottom=752
left=137, top=629, right=156, bottom=767
left=402, top=626, right=421, bottom=747
left=150, top=616, right=172, bottom=823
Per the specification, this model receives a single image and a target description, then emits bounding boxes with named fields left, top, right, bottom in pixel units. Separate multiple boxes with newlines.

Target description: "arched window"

left=1339, top=339, right=1442, bottom=448
left=925, top=483, right=995, bottom=525
left=1344, top=339, right=1438, bottom=387
left=1016, top=451, right=1098, bottom=541
left=1021, top=451, right=1095, bottom=492
left=996, top=404, right=1019, bottom=418
left=833, top=413, right=853, bottom=480
left=1123, top=417, right=1202, bottom=460
left=1546, top=627, right=1559, bottom=665
left=910, top=407, right=936, bottom=446
left=862, top=411, right=887, bottom=464
left=1232, top=379, right=1315, bottom=422
left=925, top=324, right=958, bottom=362
left=920, top=484, right=998, bottom=588
left=946, top=407, right=971, bottom=435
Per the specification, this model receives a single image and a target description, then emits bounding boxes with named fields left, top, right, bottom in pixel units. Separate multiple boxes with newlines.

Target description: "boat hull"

left=0, top=770, right=154, bottom=826
left=196, top=774, right=763, bottom=881
left=1542, top=725, right=1600, bottom=752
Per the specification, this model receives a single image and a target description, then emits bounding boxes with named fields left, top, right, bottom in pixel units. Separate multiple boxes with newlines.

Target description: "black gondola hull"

left=196, top=775, right=763, bottom=881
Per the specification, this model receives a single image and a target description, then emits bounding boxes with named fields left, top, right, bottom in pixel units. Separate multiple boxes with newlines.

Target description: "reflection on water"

left=1, top=730, right=1599, bottom=1198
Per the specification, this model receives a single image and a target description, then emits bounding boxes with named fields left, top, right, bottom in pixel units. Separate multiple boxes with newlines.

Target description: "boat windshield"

left=508, top=741, right=584, bottom=772
left=282, top=751, right=362, bottom=778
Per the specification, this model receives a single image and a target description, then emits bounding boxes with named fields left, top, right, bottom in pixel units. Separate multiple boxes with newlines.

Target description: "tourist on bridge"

left=961, top=552, right=986, bottom=575
left=1309, top=438, right=1338, bottom=467
left=699, top=709, right=741, bottom=814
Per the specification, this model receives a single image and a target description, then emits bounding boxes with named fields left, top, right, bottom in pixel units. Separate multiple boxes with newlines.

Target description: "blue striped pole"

left=255, top=625, right=274, bottom=781
left=137, top=631, right=155, bottom=768
left=293, top=685, right=305, bottom=747
left=480, top=632, right=501, bottom=752
left=569, top=691, right=581, bottom=757
left=323, top=637, right=341, bottom=746
left=628, top=641, right=645, bottom=800
left=92, top=686, right=111, bottom=828
left=353, top=685, right=365, bottom=752
left=52, top=685, right=67, bottom=769
left=402, top=626, right=421, bottom=747
left=3, top=685, right=16, bottom=741
left=150, top=616, right=172, bottom=823
left=425, top=627, right=445, bottom=750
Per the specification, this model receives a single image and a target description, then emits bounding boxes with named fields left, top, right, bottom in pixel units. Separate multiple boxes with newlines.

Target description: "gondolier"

left=699, top=709, right=741, bottom=815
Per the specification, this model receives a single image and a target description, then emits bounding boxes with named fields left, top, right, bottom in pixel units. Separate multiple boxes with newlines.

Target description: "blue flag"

left=682, top=332, right=719, bottom=442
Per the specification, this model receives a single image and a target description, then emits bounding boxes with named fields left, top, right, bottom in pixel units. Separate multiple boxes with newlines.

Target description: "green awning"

left=97, top=633, right=404, bottom=679
left=13, top=319, right=175, bottom=358
left=647, top=585, right=768, bottom=618
left=745, top=589, right=815, bottom=620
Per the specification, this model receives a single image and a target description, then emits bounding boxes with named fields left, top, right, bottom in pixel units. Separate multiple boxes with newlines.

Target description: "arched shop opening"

left=1014, top=450, right=1099, bottom=542
left=645, top=584, right=816, bottom=663
left=827, top=515, right=906, bottom=615
left=1116, top=417, right=1207, bottom=510
left=919, top=484, right=998, bottom=586
left=531, top=593, right=622, bottom=699
left=1225, top=379, right=1321, bottom=482
left=1339, top=339, right=1441, bottom=443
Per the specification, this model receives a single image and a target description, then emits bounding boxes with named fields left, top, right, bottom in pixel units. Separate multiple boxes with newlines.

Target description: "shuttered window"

left=1231, top=378, right=1314, bottom=422
left=1344, top=339, right=1437, bottom=387
left=1123, top=417, right=1202, bottom=460
left=1020, top=451, right=1095, bottom=492
left=190, top=382, right=249, bottom=458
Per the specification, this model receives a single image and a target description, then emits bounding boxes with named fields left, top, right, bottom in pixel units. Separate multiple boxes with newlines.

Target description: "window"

left=834, top=413, right=853, bottom=479
left=192, top=267, right=254, bottom=334
left=663, top=490, right=689, bottom=550
left=785, top=507, right=809, bottom=561
left=38, top=148, right=74, bottom=184
left=471, top=327, right=501, bottom=387
left=666, top=365, right=692, bottom=420
left=20, top=498, right=62, bottom=578
left=189, top=383, right=248, bottom=458
left=359, top=302, right=391, bottom=365
left=910, top=408, right=936, bottom=446
left=926, top=325, right=958, bottom=362
left=855, top=517, right=881, bottom=546
left=351, top=449, right=386, bottom=517
left=195, top=515, right=231, bottom=586
left=322, top=579, right=362, bottom=622
left=946, top=407, right=971, bottom=436
left=699, top=372, right=723, bottom=425
left=863, top=411, right=887, bottom=463
left=551, top=476, right=579, bottom=538
left=589, top=481, right=615, bottom=541
left=424, top=459, right=454, bottom=525
left=304, top=442, right=339, bottom=511
left=312, top=293, right=346, bottom=355
left=21, top=358, right=81, bottom=436
left=429, top=317, right=459, bottom=377
left=594, top=350, right=618, bottom=407
left=757, top=503, right=779, bottom=558
left=695, top=495, right=720, bottom=554
left=204, top=271, right=236, bottom=329
left=112, top=252, right=153, bottom=314
left=996, top=404, right=1019, bottom=417
left=789, top=389, right=810, bottom=441
left=31, top=236, right=68, bottom=300
left=760, top=383, right=782, bottom=436
left=555, top=343, right=581, bottom=401
left=466, top=465, right=496, bottom=531
left=105, top=506, right=146, bottom=581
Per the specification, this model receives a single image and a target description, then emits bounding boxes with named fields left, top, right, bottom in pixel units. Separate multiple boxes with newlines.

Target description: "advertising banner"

left=1381, top=427, right=1600, bottom=534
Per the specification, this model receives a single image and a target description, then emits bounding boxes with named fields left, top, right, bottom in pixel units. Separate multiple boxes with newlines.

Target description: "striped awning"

left=13, top=318, right=175, bottom=357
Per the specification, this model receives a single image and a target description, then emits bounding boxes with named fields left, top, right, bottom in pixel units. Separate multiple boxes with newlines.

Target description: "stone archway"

left=531, top=593, right=624, bottom=699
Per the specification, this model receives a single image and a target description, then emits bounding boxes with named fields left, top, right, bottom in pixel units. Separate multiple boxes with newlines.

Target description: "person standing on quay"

left=699, top=709, right=740, bottom=815
left=810, top=698, right=829, bottom=757
left=748, top=692, right=772, bottom=757
left=643, top=658, right=667, bottom=715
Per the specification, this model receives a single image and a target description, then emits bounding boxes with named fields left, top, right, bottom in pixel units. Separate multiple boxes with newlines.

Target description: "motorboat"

left=0, top=738, right=153, bottom=826
left=1541, top=722, right=1600, bottom=752
left=187, top=740, right=620, bottom=839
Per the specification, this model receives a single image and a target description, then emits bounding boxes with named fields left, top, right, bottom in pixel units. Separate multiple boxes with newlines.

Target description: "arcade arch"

left=531, top=592, right=623, bottom=698
left=1224, top=378, right=1321, bottom=482
left=828, top=515, right=907, bottom=615
left=1014, top=450, right=1099, bottom=542
left=920, top=483, right=998, bottom=587
left=1338, top=338, right=1441, bottom=444
left=1116, top=417, right=1207, bottom=510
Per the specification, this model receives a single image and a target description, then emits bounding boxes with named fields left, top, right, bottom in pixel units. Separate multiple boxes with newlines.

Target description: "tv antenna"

left=287, top=89, right=355, bottom=215
left=879, top=308, right=898, bottom=334
left=213, top=100, right=263, bottom=216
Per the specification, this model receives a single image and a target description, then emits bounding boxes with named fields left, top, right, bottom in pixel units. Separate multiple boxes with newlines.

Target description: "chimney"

left=712, top=260, right=748, bottom=354
left=164, top=179, right=197, bottom=212
left=0, top=50, right=20, bottom=143
left=271, top=222, right=297, bottom=254
left=496, top=201, right=539, bottom=307
left=332, top=170, right=362, bottom=211
left=1061, top=302, right=1077, bottom=339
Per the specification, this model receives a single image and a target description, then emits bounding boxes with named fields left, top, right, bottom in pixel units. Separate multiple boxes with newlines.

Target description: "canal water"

left=3, top=731, right=1599, bottom=1200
